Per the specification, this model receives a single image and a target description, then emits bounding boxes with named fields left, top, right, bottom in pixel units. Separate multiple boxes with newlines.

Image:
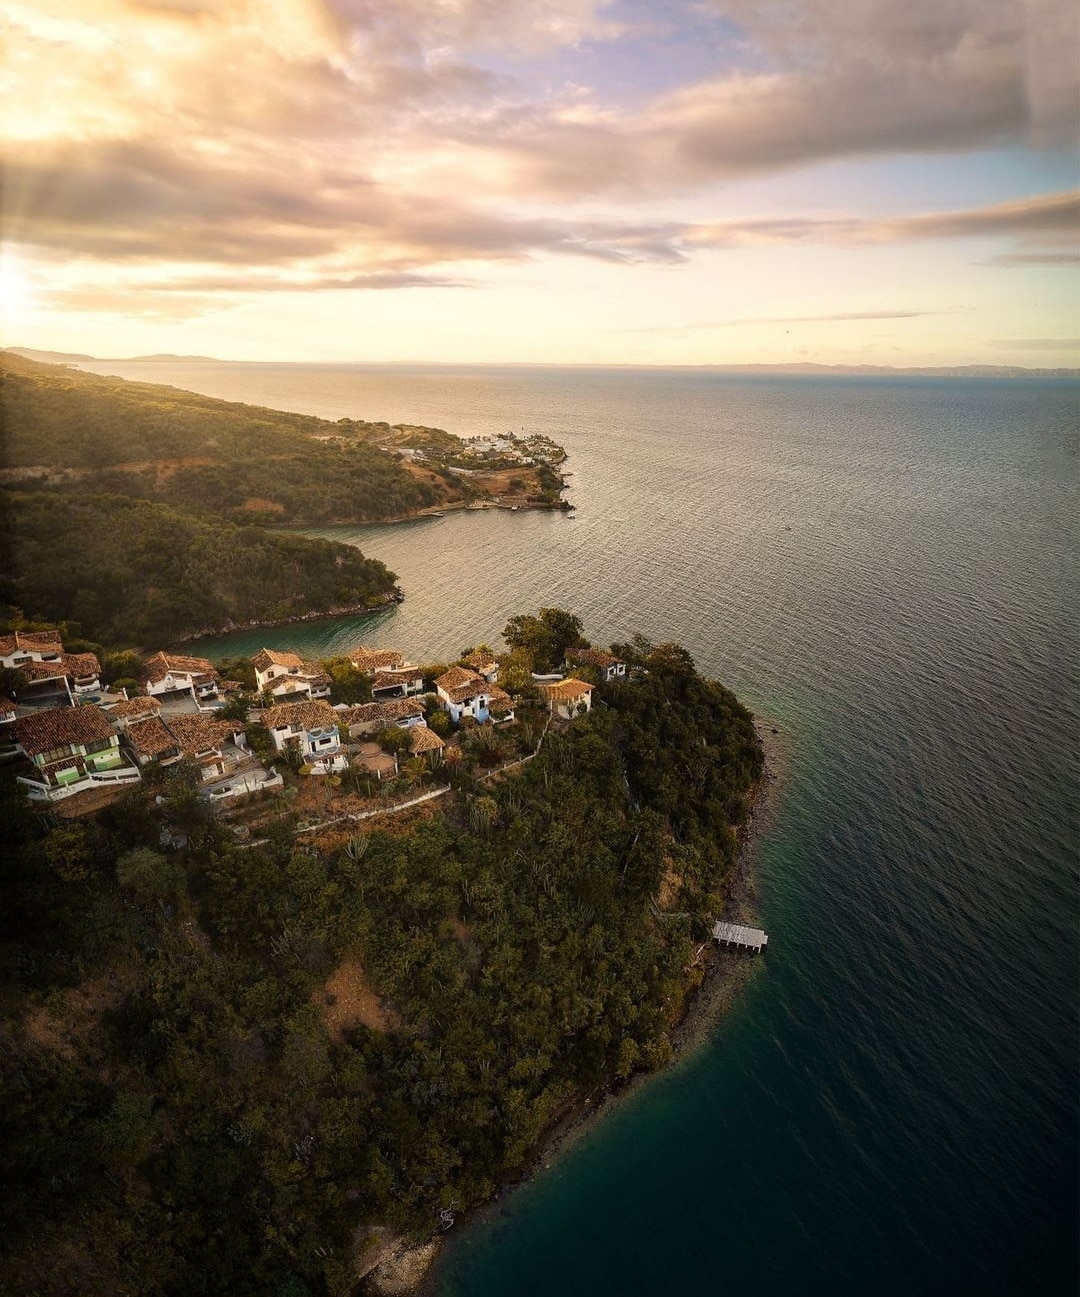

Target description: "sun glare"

left=0, top=251, right=34, bottom=324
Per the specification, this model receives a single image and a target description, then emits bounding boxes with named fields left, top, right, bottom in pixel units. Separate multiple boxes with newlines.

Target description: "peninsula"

left=1, top=607, right=765, bottom=1297
left=0, top=352, right=570, bottom=645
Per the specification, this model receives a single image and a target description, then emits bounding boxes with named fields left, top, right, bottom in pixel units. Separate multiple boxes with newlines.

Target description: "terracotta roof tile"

left=143, top=652, right=219, bottom=685
left=252, top=648, right=306, bottom=672
left=408, top=725, right=445, bottom=753
left=263, top=699, right=340, bottom=732
left=0, top=630, right=64, bottom=657
left=164, top=714, right=237, bottom=756
left=349, top=646, right=406, bottom=673
left=108, top=696, right=162, bottom=722
left=13, top=705, right=115, bottom=757
left=539, top=678, right=594, bottom=703
left=126, top=716, right=180, bottom=758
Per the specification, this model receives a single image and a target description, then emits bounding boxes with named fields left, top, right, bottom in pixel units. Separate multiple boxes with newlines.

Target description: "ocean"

left=83, top=359, right=1079, bottom=1296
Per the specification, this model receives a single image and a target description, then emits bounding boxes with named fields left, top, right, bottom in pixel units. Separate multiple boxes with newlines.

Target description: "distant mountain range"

left=4, top=346, right=1077, bottom=377
left=6, top=347, right=220, bottom=364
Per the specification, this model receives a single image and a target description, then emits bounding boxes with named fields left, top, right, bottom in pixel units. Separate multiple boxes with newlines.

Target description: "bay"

left=85, top=359, right=1079, bottom=1295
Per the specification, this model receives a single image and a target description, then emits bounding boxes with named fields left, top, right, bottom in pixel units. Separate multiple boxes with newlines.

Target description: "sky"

left=1, top=0, right=1078, bottom=366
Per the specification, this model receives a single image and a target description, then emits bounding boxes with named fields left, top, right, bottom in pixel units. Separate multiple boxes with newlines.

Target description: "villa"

left=12, top=705, right=140, bottom=801
left=349, top=646, right=407, bottom=675
left=143, top=652, right=221, bottom=707
left=566, top=647, right=627, bottom=683
left=434, top=666, right=514, bottom=724
left=538, top=678, right=594, bottom=720
left=163, top=714, right=249, bottom=782
left=123, top=715, right=183, bottom=766
left=461, top=649, right=499, bottom=682
left=14, top=651, right=104, bottom=704
left=0, top=630, right=65, bottom=669
left=107, top=696, right=163, bottom=726
left=340, top=697, right=427, bottom=737
left=252, top=648, right=332, bottom=701
left=263, top=698, right=347, bottom=773
left=370, top=666, right=425, bottom=699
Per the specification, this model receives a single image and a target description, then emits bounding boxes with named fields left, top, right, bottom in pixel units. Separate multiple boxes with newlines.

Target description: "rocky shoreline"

left=367, top=718, right=787, bottom=1297
left=170, top=591, right=404, bottom=646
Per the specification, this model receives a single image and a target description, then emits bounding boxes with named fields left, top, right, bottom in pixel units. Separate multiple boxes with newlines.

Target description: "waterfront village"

left=0, top=628, right=628, bottom=837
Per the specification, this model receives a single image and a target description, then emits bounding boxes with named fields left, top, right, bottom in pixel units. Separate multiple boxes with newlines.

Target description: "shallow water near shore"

left=94, top=359, right=1079, bottom=1295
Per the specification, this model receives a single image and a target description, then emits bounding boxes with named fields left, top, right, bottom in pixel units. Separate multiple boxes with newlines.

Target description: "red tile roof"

left=263, top=699, right=340, bottom=732
left=126, top=716, right=180, bottom=758
left=435, top=666, right=492, bottom=704
left=539, top=678, right=594, bottom=703
left=143, top=652, right=219, bottom=685
left=349, top=646, right=406, bottom=673
left=0, top=630, right=64, bottom=657
left=108, top=696, right=162, bottom=721
left=13, top=705, right=116, bottom=757
left=164, top=714, right=237, bottom=757
left=408, top=725, right=445, bottom=753
left=253, top=648, right=306, bottom=672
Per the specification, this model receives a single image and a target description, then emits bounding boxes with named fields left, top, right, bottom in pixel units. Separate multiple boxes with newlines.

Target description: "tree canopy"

left=0, top=634, right=762, bottom=1296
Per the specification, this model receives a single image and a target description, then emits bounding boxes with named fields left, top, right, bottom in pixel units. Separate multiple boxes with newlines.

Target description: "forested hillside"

left=0, top=639, right=762, bottom=1297
left=0, top=352, right=451, bottom=525
left=0, top=492, right=396, bottom=644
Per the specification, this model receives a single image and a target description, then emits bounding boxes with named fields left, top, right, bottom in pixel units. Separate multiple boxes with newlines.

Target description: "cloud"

left=994, top=337, right=1080, bottom=350
left=1, top=0, right=1076, bottom=321
left=984, top=251, right=1080, bottom=266
left=686, top=190, right=1080, bottom=249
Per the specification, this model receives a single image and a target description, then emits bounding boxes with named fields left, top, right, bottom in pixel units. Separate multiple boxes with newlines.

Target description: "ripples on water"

left=93, top=360, right=1079, bottom=1296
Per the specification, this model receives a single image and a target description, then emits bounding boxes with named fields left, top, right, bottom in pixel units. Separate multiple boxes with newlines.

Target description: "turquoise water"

left=87, top=360, right=1079, bottom=1295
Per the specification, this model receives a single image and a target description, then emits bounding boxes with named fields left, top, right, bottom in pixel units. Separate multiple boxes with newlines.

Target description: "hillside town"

left=0, top=627, right=620, bottom=824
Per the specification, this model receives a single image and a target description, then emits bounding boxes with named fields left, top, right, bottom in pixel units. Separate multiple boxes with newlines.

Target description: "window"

left=38, top=746, right=71, bottom=764
left=84, top=738, right=114, bottom=755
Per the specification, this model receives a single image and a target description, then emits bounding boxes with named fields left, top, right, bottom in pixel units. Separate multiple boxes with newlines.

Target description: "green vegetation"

left=0, top=626, right=761, bottom=1297
left=0, top=353, right=570, bottom=645
left=0, top=492, right=398, bottom=645
left=1, top=353, right=439, bottom=527
left=503, top=607, right=587, bottom=672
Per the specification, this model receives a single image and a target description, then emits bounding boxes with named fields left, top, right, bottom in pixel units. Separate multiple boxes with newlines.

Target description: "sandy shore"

left=372, top=718, right=788, bottom=1297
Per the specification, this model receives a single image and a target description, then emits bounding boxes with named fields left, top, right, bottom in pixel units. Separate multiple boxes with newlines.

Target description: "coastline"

left=371, top=717, right=787, bottom=1297
left=169, top=591, right=404, bottom=647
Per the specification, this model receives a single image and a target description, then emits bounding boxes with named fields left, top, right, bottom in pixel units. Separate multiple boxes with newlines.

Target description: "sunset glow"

left=1, top=0, right=1077, bottom=365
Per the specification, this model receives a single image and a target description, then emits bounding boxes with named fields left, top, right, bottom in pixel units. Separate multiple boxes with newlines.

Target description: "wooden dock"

left=712, top=920, right=769, bottom=954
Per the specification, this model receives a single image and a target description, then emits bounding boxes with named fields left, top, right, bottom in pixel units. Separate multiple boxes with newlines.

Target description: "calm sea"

left=84, top=360, right=1080, bottom=1296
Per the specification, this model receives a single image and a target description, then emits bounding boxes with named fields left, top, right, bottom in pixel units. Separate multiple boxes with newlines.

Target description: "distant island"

left=7, top=347, right=1077, bottom=378
left=0, top=353, right=570, bottom=646
left=1, top=607, right=766, bottom=1297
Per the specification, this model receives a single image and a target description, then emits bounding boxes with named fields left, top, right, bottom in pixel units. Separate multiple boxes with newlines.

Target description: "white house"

left=538, top=678, right=594, bottom=720
left=0, top=630, right=65, bottom=670
left=349, top=646, right=407, bottom=675
left=262, top=699, right=347, bottom=773
left=163, top=713, right=250, bottom=782
left=13, top=651, right=104, bottom=704
left=340, top=698, right=427, bottom=738
left=252, top=648, right=331, bottom=700
left=461, top=649, right=499, bottom=683
left=565, top=647, right=627, bottom=683
left=370, top=666, right=425, bottom=700
left=434, top=667, right=514, bottom=725
left=143, top=652, right=221, bottom=707
left=12, top=705, right=141, bottom=801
